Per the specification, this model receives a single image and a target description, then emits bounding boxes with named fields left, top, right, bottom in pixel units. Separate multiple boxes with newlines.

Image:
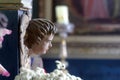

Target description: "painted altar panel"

left=0, top=10, right=19, bottom=80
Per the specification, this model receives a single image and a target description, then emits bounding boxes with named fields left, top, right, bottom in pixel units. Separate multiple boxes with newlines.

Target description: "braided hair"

left=24, top=19, right=57, bottom=49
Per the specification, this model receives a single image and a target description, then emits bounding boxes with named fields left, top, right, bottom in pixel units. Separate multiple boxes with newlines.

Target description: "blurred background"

left=39, top=0, right=120, bottom=80
left=1, top=0, right=120, bottom=80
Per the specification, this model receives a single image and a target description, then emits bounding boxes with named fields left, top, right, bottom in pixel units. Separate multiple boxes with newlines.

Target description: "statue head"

left=24, top=19, right=57, bottom=54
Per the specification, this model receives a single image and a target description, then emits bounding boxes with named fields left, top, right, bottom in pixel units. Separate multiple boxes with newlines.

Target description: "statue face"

left=0, top=28, right=12, bottom=48
left=31, top=34, right=54, bottom=55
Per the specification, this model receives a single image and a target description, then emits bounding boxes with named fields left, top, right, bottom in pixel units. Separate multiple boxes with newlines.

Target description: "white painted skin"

left=29, top=34, right=54, bottom=55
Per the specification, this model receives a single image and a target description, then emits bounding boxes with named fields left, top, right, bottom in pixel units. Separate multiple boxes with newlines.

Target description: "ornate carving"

left=20, top=12, right=31, bottom=68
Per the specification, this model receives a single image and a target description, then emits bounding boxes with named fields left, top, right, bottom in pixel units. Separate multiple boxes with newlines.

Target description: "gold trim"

left=0, top=3, right=29, bottom=10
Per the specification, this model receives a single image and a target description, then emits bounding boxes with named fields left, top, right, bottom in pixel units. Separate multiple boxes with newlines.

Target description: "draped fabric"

left=81, top=0, right=109, bottom=20
left=31, top=55, right=43, bottom=70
